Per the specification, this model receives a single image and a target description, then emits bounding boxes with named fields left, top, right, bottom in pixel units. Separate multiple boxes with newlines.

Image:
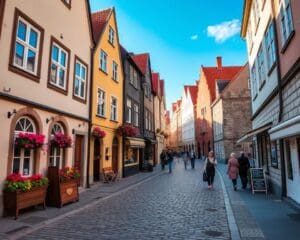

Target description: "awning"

left=236, top=122, right=272, bottom=143
left=269, top=115, right=300, bottom=140
left=126, top=137, right=145, bottom=148
left=144, top=137, right=157, bottom=144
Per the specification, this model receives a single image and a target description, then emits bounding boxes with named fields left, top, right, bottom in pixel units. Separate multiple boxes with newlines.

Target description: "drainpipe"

left=86, top=46, right=94, bottom=188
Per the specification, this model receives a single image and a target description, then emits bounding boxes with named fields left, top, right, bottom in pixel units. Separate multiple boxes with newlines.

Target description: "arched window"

left=49, top=122, right=64, bottom=168
left=13, top=116, right=36, bottom=176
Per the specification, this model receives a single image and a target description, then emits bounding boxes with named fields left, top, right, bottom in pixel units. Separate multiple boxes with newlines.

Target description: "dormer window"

left=61, top=0, right=71, bottom=9
left=108, top=26, right=115, bottom=46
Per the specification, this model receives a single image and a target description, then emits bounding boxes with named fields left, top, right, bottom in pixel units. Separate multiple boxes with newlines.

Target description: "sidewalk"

left=0, top=166, right=163, bottom=240
left=217, top=163, right=300, bottom=240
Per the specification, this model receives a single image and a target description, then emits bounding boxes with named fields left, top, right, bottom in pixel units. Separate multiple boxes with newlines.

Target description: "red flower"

left=117, top=124, right=139, bottom=137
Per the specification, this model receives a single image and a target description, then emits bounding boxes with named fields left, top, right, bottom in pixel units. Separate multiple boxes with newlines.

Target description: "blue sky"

left=90, top=0, right=247, bottom=110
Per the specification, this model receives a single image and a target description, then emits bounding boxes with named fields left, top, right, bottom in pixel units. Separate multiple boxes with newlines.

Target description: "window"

left=126, top=98, right=132, bottom=123
left=125, top=147, right=138, bottom=165
left=279, top=0, right=294, bottom=47
left=100, top=50, right=107, bottom=73
left=112, top=61, right=118, bottom=81
left=145, top=109, right=149, bottom=130
left=257, top=47, right=265, bottom=87
left=108, top=26, right=115, bottom=45
left=10, top=9, right=44, bottom=80
left=61, top=0, right=71, bottom=8
left=97, top=89, right=105, bottom=117
left=285, top=140, right=293, bottom=180
left=13, top=117, right=36, bottom=176
left=265, top=22, right=276, bottom=70
left=252, top=0, right=260, bottom=28
left=0, top=0, right=5, bottom=38
left=49, top=38, right=69, bottom=92
left=110, top=97, right=117, bottom=121
left=251, top=63, right=258, bottom=98
left=74, top=56, right=87, bottom=102
left=271, top=141, right=278, bottom=168
left=133, top=70, right=138, bottom=88
left=133, top=104, right=139, bottom=127
left=247, top=20, right=253, bottom=51
left=49, top=123, right=64, bottom=168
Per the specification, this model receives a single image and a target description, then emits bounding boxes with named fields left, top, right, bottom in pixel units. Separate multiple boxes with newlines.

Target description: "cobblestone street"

left=20, top=160, right=230, bottom=240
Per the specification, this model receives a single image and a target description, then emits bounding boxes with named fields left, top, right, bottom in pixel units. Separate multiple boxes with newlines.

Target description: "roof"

left=160, top=80, right=165, bottom=97
left=151, top=72, right=160, bottom=96
left=216, top=80, right=231, bottom=94
left=202, top=65, right=243, bottom=102
left=120, top=45, right=143, bottom=75
left=131, top=53, right=149, bottom=75
left=184, top=85, right=198, bottom=105
left=91, top=8, right=112, bottom=43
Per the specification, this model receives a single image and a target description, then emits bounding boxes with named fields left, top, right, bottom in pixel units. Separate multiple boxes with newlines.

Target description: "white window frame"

left=265, top=22, right=276, bottom=70
left=251, top=63, right=258, bottom=98
left=257, top=47, right=265, bottom=87
left=279, top=0, right=294, bottom=46
left=126, top=98, right=132, bottom=123
left=112, top=61, right=118, bottom=81
left=97, top=88, right=106, bottom=117
left=74, top=59, right=87, bottom=100
left=14, top=16, right=40, bottom=75
left=50, top=42, right=68, bottom=90
left=108, top=26, right=115, bottom=45
left=134, top=104, right=139, bottom=127
left=110, top=96, right=118, bottom=121
left=100, top=49, right=107, bottom=73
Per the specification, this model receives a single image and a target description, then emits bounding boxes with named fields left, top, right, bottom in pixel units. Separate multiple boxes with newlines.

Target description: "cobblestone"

left=20, top=160, right=230, bottom=240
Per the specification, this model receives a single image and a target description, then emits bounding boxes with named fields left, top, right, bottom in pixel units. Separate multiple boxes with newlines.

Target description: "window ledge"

left=267, top=62, right=277, bottom=77
left=96, top=114, right=106, bottom=119
left=253, top=93, right=258, bottom=101
left=99, top=68, right=108, bottom=75
left=110, top=119, right=118, bottom=123
left=9, top=64, right=40, bottom=83
left=259, top=80, right=266, bottom=91
left=108, top=40, right=115, bottom=48
left=111, top=78, right=119, bottom=83
left=72, top=95, right=87, bottom=104
left=281, top=30, right=295, bottom=54
left=47, top=82, right=68, bottom=96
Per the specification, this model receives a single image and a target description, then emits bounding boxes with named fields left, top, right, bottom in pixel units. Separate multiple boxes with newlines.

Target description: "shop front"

left=123, top=137, right=145, bottom=177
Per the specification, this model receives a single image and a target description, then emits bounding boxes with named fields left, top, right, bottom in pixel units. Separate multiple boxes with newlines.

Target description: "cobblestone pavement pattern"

left=21, top=160, right=230, bottom=240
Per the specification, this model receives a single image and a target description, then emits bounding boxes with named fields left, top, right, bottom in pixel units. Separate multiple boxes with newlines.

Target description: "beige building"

left=0, top=0, right=94, bottom=209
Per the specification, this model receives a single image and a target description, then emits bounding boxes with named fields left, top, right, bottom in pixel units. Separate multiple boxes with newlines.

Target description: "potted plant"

left=92, top=127, right=106, bottom=139
left=117, top=124, right=139, bottom=137
left=47, top=166, right=80, bottom=208
left=3, top=173, right=48, bottom=219
left=50, top=132, right=72, bottom=148
left=15, top=132, right=45, bottom=149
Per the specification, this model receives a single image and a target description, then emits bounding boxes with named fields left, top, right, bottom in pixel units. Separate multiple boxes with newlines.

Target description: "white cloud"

left=207, top=19, right=241, bottom=43
left=190, top=34, right=198, bottom=41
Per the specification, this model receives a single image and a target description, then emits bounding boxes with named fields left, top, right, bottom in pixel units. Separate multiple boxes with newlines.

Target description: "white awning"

left=126, top=137, right=145, bottom=148
left=269, top=115, right=300, bottom=140
left=236, top=123, right=272, bottom=143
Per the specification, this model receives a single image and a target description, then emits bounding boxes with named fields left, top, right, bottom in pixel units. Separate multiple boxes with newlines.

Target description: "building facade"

left=91, top=8, right=123, bottom=180
left=120, top=46, right=145, bottom=177
left=196, top=57, right=243, bottom=157
left=0, top=0, right=94, bottom=214
left=212, top=64, right=252, bottom=163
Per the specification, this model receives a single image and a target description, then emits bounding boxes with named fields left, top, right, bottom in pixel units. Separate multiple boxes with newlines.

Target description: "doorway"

left=112, top=137, right=119, bottom=173
left=93, top=138, right=101, bottom=181
left=74, top=135, right=84, bottom=186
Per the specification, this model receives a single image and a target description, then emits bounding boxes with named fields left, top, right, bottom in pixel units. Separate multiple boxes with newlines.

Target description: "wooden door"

left=74, top=135, right=83, bottom=185
left=93, top=139, right=100, bottom=181
left=112, top=137, right=118, bottom=173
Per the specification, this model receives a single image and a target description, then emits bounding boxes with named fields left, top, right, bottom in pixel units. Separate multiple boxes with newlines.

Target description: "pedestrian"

left=183, top=151, right=188, bottom=170
left=227, top=152, right=239, bottom=191
left=167, top=149, right=174, bottom=173
left=190, top=150, right=195, bottom=169
left=160, top=150, right=166, bottom=171
left=204, top=151, right=217, bottom=189
left=238, top=151, right=250, bottom=189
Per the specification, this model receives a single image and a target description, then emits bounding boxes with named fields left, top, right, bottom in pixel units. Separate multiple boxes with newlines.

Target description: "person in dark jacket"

left=203, top=151, right=217, bottom=189
left=238, top=151, right=250, bottom=189
left=167, top=149, right=174, bottom=173
left=160, top=150, right=166, bottom=170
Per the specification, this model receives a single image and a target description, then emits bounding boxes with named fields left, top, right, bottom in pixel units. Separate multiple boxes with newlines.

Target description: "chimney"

left=216, top=56, right=222, bottom=70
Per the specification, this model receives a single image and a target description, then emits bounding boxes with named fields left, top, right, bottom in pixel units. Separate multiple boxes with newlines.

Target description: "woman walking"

left=227, top=153, right=239, bottom=191
left=204, top=151, right=217, bottom=189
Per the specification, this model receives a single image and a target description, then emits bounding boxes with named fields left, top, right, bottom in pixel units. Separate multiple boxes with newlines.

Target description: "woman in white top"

left=204, top=151, right=218, bottom=189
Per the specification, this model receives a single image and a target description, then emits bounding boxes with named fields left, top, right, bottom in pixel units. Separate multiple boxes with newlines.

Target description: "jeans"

left=207, top=174, right=214, bottom=186
left=168, top=161, right=172, bottom=173
left=184, top=160, right=187, bottom=169
left=240, top=176, right=248, bottom=188
left=191, top=158, right=195, bottom=169
left=232, top=179, right=237, bottom=187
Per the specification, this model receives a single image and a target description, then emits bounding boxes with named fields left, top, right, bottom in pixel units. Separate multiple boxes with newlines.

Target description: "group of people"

left=160, top=149, right=174, bottom=173
left=182, top=151, right=196, bottom=169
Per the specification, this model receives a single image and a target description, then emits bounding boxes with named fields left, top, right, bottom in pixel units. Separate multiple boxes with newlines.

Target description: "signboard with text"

left=250, top=168, right=267, bottom=194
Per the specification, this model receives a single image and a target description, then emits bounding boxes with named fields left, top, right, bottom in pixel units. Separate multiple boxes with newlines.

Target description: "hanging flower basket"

left=92, top=127, right=106, bottom=139
left=15, top=132, right=45, bottom=149
left=117, top=124, right=139, bottom=137
left=50, top=132, right=72, bottom=148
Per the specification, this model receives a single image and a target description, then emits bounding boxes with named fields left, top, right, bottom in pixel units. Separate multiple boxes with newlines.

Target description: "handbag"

left=203, top=171, right=208, bottom=182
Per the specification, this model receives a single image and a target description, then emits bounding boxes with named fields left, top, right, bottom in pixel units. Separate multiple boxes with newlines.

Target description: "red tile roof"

left=160, top=80, right=165, bottom=97
left=184, top=85, right=198, bottom=105
left=131, top=53, right=149, bottom=75
left=151, top=72, right=160, bottom=96
left=91, top=8, right=112, bottom=42
left=202, top=65, right=243, bottom=101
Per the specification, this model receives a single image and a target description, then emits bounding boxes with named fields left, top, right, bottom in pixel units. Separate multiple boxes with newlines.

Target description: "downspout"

left=86, top=46, right=94, bottom=188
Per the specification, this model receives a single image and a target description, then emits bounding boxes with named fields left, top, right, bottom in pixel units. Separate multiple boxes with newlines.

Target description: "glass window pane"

left=14, top=145, right=21, bottom=157
left=74, top=79, right=79, bottom=94
left=13, top=158, right=20, bottom=174
left=81, top=66, right=86, bottom=80
left=29, top=29, right=38, bottom=48
left=52, top=46, right=59, bottom=62
left=80, top=82, right=85, bottom=97
left=23, top=158, right=30, bottom=176
left=24, top=148, right=31, bottom=157
left=51, top=64, right=57, bottom=83
left=17, top=20, right=27, bottom=41
left=60, top=51, right=66, bottom=66
left=59, top=69, right=65, bottom=87
left=15, top=42, right=24, bottom=66
left=76, top=63, right=80, bottom=76
left=27, top=50, right=36, bottom=72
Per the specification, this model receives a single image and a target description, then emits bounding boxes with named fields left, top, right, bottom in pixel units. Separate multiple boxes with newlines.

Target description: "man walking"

left=238, top=151, right=250, bottom=189
left=167, top=149, right=174, bottom=173
left=160, top=149, right=166, bottom=170
left=190, top=150, right=195, bottom=169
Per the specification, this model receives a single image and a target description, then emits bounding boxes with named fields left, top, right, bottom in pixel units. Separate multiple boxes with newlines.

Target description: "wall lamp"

left=46, top=116, right=54, bottom=124
left=7, top=109, right=17, bottom=119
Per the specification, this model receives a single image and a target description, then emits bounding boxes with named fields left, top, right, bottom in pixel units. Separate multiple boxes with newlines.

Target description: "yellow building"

left=91, top=8, right=123, bottom=182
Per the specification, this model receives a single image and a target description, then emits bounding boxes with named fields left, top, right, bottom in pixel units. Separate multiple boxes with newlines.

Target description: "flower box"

left=92, top=127, right=106, bottom=139
left=3, top=185, right=47, bottom=219
left=15, top=132, right=45, bottom=149
left=50, top=132, right=72, bottom=148
left=117, top=124, right=139, bottom=137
